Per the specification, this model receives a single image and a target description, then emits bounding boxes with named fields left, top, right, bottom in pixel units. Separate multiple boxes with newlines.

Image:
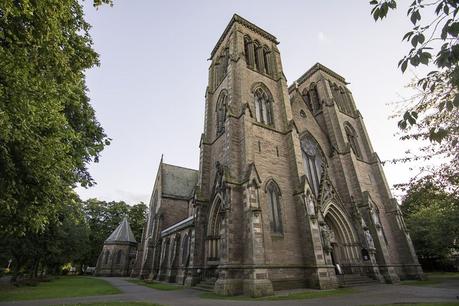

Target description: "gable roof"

left=106, top=217, right=137, bottom=243
left=289, top=63, right=347, bottom=92
left=161, top=163, right=198, bottom=199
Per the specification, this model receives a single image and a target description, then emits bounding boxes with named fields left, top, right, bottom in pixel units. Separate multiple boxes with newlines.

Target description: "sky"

left=76, top=1, right=425, bottom=205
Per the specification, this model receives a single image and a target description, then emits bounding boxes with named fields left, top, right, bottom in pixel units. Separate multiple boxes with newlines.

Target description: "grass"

left=366, top=303, right=459, bottom=306
left=62, top=303, right=164, bottom=306
left=127, top=279, right=182, bottom=291
left=200, top=287, right=356, bottom=300
left=400, top=272, right=459, bottom=287
left=0, top=276, right=120, bottom=301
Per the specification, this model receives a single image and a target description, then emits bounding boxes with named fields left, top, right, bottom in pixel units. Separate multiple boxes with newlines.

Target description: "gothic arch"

left=263, top=178, right=282, bottom=195
left=115, top=250, right=123, bottom=265
left=250, top=82, right=274, bottom=101
left=206, top=194, right=225, bottom=260
left=300, top=132, right=328, bottom=196
left=244, top=35, right=254, bottom=67
left=299, top=132, right=327, bottom=164
left=181, top=231, right=191, bottom=267
left=262, top=45, right=273, bottom=76
left=104, top=250, right=110, bottom=265
left=323, top=202, right=360, bottom=266
left=344, top=122, right=362, bottom=158
left=207, top=194, right=224, bottom=236
left=264, top=179, right=283, bottom=234
left=215, top=90, right=228, bottom=135
left=215, top=89, right=228, bottom=108
left=253, top=40, right=261, bottom=71
left=251, top=83, right=274, bottom=126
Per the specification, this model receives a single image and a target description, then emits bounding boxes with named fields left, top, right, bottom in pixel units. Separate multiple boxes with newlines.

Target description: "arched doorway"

left=205, top=195, right=225, bottom=279
left=323, top=202, right=360, bottom=274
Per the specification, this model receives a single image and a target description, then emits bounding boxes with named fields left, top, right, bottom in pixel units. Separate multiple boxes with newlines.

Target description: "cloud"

left=317, top=31, right=329, bottom=43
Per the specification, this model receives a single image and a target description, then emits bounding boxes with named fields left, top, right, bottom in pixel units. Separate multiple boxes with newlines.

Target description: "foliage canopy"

left=370, top=0, right=459, bottom=191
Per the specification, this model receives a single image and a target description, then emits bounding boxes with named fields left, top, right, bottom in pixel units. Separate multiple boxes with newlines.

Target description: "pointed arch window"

left=244, top=36, right=254, bottom=67
left=300, top=136, right=324, bottom=196
left=216, top=92, right=227, bottom=136
left=302, top=84, right=320, bottom=113
left=104, top=250, right=110, bottom=265
left=254, top=87, right=273, bottom=126
left=115, top=250, right=123, bottom=264
left=263, top=46, right=272, bottom=76
left=266, top=181, right=283, bottom=234
left=344, top=124, right=362, bottom=158
left=207, top=197, right=224, bottom=260
left=181, top=233, right=191, bottom=266
left=253, top=41, right=262, bottom=71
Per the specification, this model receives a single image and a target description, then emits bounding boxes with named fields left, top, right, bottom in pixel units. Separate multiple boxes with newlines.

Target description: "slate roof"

left=161, top=163, right=198, bottom=199
left=106, top=217, right=137, bottom=243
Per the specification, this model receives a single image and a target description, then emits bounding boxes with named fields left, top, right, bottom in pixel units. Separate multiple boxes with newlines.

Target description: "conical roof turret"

left=105, top=217, right=136, bottom=243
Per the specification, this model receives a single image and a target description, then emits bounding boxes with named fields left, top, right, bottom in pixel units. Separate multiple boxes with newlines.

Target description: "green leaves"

left=370, top=0, right=397, bottom=20
left=398, top=111, right=418, bottom=130
left=402, top=181, right=459, bottom=259
left=410, top=10, right=421, bottom=25
left=0, top=0, right=110, bottom=238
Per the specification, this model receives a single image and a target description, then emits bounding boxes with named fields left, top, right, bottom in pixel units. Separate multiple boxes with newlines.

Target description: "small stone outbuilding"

left=96, top=217, right=137, bottom=276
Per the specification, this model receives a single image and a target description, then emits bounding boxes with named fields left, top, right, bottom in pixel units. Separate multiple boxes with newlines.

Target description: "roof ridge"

left=290, top=63, right=347, bottom=91
left=162, top=163, right=198, bottom=172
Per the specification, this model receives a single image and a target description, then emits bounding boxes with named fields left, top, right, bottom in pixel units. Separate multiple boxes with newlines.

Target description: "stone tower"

left=132, top=14, right=423, bottom=298
left=96, top=217, right=137, bottom=276
left=193, top=14, right=330, bottom=296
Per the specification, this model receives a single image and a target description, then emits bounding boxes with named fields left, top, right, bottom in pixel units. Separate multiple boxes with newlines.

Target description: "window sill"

left=252, top=121, right=278, bottom=132
left=246, top=65, right=277, bottom=81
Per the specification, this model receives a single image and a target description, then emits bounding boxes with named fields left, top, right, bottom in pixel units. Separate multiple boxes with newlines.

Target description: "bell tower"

left=191, top=14, right=338, bottom=297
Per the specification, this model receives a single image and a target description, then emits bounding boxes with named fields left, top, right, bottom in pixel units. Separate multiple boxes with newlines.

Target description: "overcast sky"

left=76, top=1, right=424, bottom=204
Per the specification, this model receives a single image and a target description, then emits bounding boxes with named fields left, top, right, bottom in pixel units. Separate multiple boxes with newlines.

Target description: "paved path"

left=1, top=277, right=458, bottom=306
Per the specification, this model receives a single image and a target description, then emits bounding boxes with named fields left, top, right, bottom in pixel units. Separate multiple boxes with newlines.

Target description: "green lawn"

left=200, top=287, right=356, bottom=300
left=128, top=279, right=182, bottom=291
left=62, top=303, right=164, bottom=306
left=366, top=303, right=459, bottom=306
left=401, top=272, right=459, bottom=287
left=0, top=276, right=120, bottom=301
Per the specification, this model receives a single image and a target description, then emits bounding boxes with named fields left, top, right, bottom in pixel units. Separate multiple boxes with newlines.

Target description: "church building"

left=131, top=14, right=423, bottom=297
left=96, top=217, right=137, bottom=276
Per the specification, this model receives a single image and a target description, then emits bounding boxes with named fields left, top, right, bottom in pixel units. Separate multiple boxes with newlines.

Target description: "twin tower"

left=131, top=14, right=423, bottom=296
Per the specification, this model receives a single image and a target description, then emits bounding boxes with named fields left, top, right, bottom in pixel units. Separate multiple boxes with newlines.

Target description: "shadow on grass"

left=200, top=287, right=356, bottom=301
left=0, top=276, right=120, bottom=301
left=61, top=302, right=164, bottom=306
left=401, top=272, right=459, bottom=287
left=127, top=279, right=182, bottom=291
left=364, top=303, right=459, bottom=306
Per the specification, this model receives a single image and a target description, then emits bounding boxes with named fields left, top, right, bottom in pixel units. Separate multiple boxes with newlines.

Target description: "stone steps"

left=194, top=279, right=216, bottom=292
left=338, top=274, right=380, bottom=287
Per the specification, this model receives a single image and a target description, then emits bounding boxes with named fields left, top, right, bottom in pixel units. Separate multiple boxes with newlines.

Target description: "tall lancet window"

left=254, top=87, right=273, bottom=126
left=266, top=181, right=283, bottom=234
left=263, top=46, right=272, bottom=76
left=344, top=124, right=362, bottom=158
left=244, top=36, right=254, bottom=67
left=216, top=91, right=227, bottom=136
left=301, top=136, right=324, bottom=196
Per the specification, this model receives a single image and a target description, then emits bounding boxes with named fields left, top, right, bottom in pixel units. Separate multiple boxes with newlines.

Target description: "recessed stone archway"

left=323, top=202, right=361, bottom=274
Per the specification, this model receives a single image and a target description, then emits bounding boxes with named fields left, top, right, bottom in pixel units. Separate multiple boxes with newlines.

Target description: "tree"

left=401, top=181, right=459, bottom=260
left=370, top=0, right=459, bottom=191
left=0, top=192, right=90, bottom=280
left=82, top=199, right=145, bottom=266
left=0, top=1, right=110, bottom=239
left=128, top=202, right=148, bottom=243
